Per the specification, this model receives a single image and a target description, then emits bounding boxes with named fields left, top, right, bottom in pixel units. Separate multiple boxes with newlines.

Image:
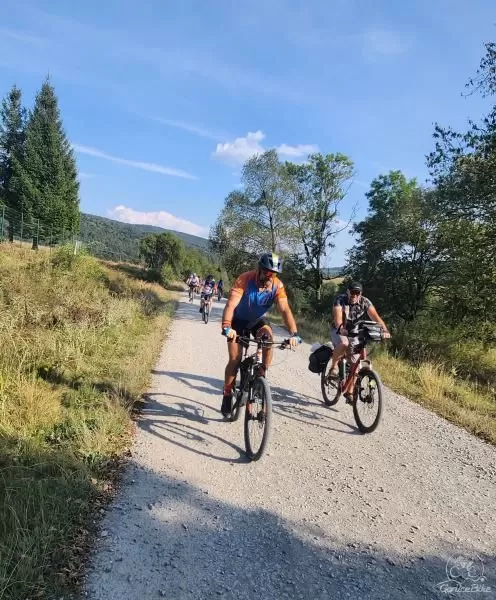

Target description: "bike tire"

left=321, top=367, right=340, bottom=406
left=352, top=367, right=383, bottom=433
left=244, top=376, right=272, bottom=461
left=204, top=303, right=209, bottom=324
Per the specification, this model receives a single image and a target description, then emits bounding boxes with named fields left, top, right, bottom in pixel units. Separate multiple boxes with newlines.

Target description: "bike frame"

left=340, top=343, right=368, bottom=395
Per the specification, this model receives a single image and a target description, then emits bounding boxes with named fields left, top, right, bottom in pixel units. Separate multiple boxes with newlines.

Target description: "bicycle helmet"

left=258, top=252, right=282, bottom=273
left=206, top=274, right=214, bottom=281
left=348, top=281, right=363, bottom=292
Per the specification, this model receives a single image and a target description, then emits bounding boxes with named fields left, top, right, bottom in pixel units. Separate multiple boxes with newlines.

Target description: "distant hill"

left=79, top=213, right=209, bottom=261
left=322, top=266, right=345, bottom=278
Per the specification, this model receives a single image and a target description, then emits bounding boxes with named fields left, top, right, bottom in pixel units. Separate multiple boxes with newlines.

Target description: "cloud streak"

left=108, top=205, right=207, bottom=237
left=157, top=118, right=225, bottom=141
left=72, top=144, right=197, bottom=180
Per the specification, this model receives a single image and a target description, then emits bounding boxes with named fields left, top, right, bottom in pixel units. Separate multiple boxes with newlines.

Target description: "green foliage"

left=0, top=85, right=26, bottom=224
left=9, top=78, right=80, bottom=244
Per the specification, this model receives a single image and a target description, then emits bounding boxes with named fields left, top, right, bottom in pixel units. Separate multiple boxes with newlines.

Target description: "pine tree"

left=0, top=84, right=27, bottom=240
left=12, top=78, right=80, bottom=247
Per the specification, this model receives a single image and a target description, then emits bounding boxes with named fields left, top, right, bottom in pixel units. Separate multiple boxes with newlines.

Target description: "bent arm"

left=276, top=298, right=298, bottom=335
left=222, top=291, right=242, bottom=330
left=367, top=305, right=389, bottom=332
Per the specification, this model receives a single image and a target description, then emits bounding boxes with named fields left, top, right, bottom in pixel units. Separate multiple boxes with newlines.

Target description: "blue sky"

left=1, top=0, right=494, bottom=265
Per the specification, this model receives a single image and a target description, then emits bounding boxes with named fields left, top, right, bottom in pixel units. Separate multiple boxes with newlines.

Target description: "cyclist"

left=217, top=278, right=224, bottom=300
left=220, top=252, right=300, bottom=417
left=327, top=281, right=390, bottom=402
left=200, top=274, right=216, bottom=313
left=186, top=272, right=200, bottom=293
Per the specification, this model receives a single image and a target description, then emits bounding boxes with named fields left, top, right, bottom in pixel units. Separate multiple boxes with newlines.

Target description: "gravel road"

left=85, top=295, right=496, bottom=599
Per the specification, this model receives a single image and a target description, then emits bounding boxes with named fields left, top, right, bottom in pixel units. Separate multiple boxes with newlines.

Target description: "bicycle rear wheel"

left=244, top=376, right=272, bottom=461
left=353, top=367, right=383, bottom=433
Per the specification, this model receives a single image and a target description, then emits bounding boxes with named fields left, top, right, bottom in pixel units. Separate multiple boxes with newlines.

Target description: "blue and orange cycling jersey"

left=227, top=270, right=287, bottom=325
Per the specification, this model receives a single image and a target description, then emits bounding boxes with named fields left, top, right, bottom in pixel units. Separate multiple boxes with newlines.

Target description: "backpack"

left=308, top=344, right=333, bottom=374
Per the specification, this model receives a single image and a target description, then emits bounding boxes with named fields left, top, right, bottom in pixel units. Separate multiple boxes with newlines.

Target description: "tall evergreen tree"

left=11, top=78, right=80, bottom=247
left=0, top=85, right=27, bottom=240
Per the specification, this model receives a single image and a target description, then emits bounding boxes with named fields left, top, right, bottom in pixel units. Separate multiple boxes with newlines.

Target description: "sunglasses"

left=260, top=268, right=276, bottom=278
left=349, top=290, right=361, bottom=296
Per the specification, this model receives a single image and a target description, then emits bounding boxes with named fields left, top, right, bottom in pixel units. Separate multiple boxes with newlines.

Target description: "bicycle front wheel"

left=353, top=367, right=383, bottom=433
left=204, top=302, right=209, bottom=324
left=321, top=367, right=341, bottom=406
left=244, top=376, right=272, bottom=461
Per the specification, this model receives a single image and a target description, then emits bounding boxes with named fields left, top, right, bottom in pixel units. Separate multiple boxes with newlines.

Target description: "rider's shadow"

left=270, top=385, right=360, bottom=435
left=151, top=370, right=223, bottom=397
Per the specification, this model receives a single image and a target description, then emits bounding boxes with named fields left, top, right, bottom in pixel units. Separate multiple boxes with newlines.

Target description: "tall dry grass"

left=0, top=244, right=175, bottom=599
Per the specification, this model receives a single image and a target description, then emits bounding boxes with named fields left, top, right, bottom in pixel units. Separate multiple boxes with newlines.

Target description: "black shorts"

left=231, top=317, right=272, bottom=339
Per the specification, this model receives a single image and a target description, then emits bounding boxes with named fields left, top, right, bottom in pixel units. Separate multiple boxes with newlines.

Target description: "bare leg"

left=225, top=340, right=242, bottom=390
left=256, top=325, right=273, bottom=369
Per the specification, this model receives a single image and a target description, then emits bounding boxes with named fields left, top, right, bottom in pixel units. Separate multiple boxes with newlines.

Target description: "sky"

left=1, top=0, right=494, bottom=266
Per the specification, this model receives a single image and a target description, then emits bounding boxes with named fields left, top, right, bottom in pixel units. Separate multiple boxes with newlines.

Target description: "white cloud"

left=277, top=143, right=319, bottom=158
left=157, top=118, right=224, bottom=141
left=213, top=131, right=265, bottom=166
left=363, top=28, right=409, bottom=56
left=79, top=171, right=96, bottom=179
left=72, top=144, right=197, bottom=180
left=213, top=131, right=318, bottom=165
left=108, top=205, right=208, bottom=237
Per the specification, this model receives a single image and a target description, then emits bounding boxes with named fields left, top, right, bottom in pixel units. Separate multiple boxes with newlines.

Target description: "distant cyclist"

left=200, top=274, right=216, bottom=314
left=186, top=272, right=200, bottom=292
left=220, top=253, right=300, bottom=417
left=217, top=279, right=224, bottom=300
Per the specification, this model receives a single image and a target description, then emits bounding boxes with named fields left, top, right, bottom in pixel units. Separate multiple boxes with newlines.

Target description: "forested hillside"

left=79, top=213, right=209, bottom=261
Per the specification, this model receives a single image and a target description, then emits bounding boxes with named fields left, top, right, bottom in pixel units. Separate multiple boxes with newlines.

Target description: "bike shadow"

left=271, top=385, right=360, bottom=435
left=151, top=370, right=223, bottom=397
left=138, top=393, right=250, bottom=464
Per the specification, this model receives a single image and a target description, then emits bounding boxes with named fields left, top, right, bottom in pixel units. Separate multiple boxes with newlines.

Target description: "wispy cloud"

left=213, top=131, right=319, bottom=165
left=0, top=26, right=48, bottom=45
left=277, top=143, right=319, bottom=158
left=363, top=28, right=410, bottom=56
left=108, top=205, right=207, bottom=237
left=79, top=171, right=96, bottom=180
left=72, top=144, right=197, bottom=180
left=156, top=118, right=225, bottom=141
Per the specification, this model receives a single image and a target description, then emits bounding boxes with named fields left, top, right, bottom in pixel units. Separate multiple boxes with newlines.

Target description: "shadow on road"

left=86, top=463, right=496, bottom=600
left=138, top=392, right=249, bottom=464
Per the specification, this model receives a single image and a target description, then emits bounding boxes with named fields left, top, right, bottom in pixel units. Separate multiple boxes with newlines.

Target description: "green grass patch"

left=0, top=244, right=176, bottom=599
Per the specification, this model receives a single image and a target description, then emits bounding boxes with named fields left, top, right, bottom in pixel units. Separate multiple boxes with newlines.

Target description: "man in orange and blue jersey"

left=220, top=253, right=300, bottom=417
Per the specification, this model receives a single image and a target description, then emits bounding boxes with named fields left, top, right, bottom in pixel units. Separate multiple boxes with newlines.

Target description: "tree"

left=427, top=41, right=496, bottom=322
left=10, top=78, right=80, bottom=248
left=348, top=171, right=446, bottom=324
left=283, top=153, right=354, bottom=300
left=0, top=85, right=27, bottom=240
left=139, top=232, right=184, bottom=273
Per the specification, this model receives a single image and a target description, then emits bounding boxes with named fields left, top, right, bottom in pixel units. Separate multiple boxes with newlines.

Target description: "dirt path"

left=85, top=295, right=496, bottom=599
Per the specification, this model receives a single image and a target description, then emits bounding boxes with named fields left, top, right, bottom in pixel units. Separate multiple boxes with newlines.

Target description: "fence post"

left=20, top=211, right=24, bottom=246
left=0, top=205, right=4, bottom=240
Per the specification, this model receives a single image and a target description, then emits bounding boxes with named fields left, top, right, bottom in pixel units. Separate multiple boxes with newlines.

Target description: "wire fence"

left=0, top=203, right=143, bottom=264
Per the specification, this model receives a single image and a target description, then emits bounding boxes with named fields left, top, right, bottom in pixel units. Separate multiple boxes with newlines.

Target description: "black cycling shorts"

left=231, top=316, right=272, bottom=339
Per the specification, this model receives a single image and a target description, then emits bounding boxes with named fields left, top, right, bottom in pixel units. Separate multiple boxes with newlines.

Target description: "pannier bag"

left=308, top=343, right=333, bottom=374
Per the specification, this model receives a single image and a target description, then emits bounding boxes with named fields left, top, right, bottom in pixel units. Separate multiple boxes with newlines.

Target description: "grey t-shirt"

left=333, top=293, right=373, bottom=329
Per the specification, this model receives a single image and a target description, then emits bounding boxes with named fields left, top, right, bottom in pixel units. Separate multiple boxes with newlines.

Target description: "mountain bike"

left=226, top=335, right=294, bottom=461
left=188, top=285, right=195, bottom=302
left=202, top=294, right=212, bottom=324
left=321, top=320, right=385, bottom=433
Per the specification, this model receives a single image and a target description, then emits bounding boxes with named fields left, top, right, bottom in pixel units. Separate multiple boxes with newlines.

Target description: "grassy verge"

left=272, top=310, right=496, bottom=445
left=0, top=244, right=176, bottom=599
